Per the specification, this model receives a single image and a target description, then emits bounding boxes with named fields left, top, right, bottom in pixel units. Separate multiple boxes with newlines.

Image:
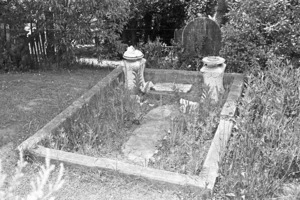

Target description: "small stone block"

left=153, top=83, right=192, bottom=93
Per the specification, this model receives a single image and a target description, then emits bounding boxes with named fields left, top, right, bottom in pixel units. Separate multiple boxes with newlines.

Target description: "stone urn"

left=200, top=56, right=226, bottom=102
left=123, top=46, right=153, bottom=93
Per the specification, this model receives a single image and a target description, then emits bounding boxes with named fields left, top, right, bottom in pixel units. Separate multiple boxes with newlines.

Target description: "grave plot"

left=18, top=66, right=243, bottom=192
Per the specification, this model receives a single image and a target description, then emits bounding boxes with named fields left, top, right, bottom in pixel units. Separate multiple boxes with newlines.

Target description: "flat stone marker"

left=153, top=83, right=192, bottom=93
left=122, top=105, right=180, bottom=166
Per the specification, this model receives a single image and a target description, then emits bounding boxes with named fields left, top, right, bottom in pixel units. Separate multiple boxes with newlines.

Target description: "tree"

left=0, top=0, right=130, bottom=69
left=185, top=0, right=218, bottom=22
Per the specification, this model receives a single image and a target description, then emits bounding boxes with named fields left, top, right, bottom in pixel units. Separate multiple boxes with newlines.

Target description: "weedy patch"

left=40, top=76, right=231, bottom=172
left=216, top=58, right=300, bottom=199
left=149, top=83, right=231, bottom=175
left=39, top=82, right=184, bottom=158
left=41, top=84, right=150, bottom=157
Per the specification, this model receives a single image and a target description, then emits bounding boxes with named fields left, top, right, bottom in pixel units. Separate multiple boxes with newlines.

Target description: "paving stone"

left=153, top=83, right=192, bottom=93
left=122, top=105, right=180, bottom=166
left=143, top=105, right=179, bottom=121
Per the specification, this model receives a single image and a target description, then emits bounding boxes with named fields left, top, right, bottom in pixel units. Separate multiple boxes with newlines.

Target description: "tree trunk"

left=45, top=11, right=55, bottom=59
left=143, top=12, right=152, bottom=43
left=129, top=18, right=137, bottom=45
left=215, top=0, right=229, bottom=26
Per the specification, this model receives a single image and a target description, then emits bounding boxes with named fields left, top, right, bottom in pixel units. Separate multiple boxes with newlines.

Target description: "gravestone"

left=181, top=17, right=221, bottom=57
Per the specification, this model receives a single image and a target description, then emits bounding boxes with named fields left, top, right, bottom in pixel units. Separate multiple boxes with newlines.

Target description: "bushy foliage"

left=221, top=0, right=300, bottom=72
left=137, top=37, right=206, bottom=71
left=185, top=0, right=218, bottom=22
left=122, top=0, right=186, bottom=45
left=217, top=56, right=300, bottom=199
left=137, top=38, right=180, bottom=69
left=0, top=0, right=130, bottom=70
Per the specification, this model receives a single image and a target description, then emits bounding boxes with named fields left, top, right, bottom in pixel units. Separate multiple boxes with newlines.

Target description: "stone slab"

left=122, top=105, right=180, bottom=166
left=153, top=83, right=192, bottom=93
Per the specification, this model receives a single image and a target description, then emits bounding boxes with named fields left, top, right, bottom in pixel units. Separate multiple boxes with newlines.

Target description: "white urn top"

left=123, top=46, right=144, bottom=60
left=202, top=56, right=225, bottom=67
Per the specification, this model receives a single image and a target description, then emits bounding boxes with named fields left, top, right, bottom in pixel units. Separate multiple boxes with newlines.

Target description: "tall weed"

left=218, top=56, right=300, bottom=199
left=0, top=151, right=64, bottom=200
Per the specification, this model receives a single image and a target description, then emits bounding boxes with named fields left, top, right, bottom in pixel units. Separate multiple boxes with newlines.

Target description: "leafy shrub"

left=0, top=0, right=130, bottom=71
left=221, top=0, right=300, bottom=73
left=98, top=40, right=128, bottom=60
left=137, top=37, right=204, bottom=71
left=137, top=38, right=180, bottom=69
left=217, top=56, right=300, bottom=199
left=74, top=40, right=128, bottom=60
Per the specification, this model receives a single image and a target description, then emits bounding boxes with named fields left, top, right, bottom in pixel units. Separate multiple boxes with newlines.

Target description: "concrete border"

left=18, top=68, right=243, bottom=191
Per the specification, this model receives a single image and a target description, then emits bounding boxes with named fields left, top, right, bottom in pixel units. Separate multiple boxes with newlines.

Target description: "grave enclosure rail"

left=18, top=66, right=244, bottom=192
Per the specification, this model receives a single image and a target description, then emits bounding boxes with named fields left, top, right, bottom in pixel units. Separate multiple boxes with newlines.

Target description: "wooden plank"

left=220, top=74, right=244, bottom=117
left=200, top=119, right=234, bottom=190
left=144, top=68, right=237, bottom=85
left=31, top=145, right=209, bottom=189
left=17, top=66, right=124, bottom=151
left=200, top=74, right=243, bottom=190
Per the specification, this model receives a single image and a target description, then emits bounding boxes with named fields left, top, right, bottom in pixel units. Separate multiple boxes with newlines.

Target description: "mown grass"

left=0, top=65, right=112, bottom=148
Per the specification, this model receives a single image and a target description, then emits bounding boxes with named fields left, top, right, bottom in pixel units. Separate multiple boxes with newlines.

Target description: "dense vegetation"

left=221, top=0, right=300, bottom=72
left=0, top=0, right=130, bottom=70
left=0, top=0, right=221, bottom=71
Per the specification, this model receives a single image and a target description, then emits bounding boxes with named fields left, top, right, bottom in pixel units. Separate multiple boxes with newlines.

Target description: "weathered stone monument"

left=122, top=46, right=153, bottom=93
left=181, top=17, right=222, bottom=57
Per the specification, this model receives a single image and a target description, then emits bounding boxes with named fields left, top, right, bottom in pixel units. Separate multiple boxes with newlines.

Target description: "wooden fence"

left=0, top=22, right=47, bottom=66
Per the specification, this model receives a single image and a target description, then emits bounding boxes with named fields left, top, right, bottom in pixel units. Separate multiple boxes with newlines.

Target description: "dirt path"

left=0, top=68, right=201, bottom=200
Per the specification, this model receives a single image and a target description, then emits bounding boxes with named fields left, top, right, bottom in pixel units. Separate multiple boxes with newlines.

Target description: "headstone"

left=181, top=17, right=222, bottom=57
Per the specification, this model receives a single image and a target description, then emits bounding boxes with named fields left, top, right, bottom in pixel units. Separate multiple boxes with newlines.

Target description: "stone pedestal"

left=123, top=58, right=146, bottom=92
left=200, top=56, right=226, bottom=102
left=122, top=46, right=153, bottom=93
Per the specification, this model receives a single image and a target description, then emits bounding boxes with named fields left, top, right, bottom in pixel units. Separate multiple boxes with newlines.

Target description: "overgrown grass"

left=216, top=56, right=300, bottom=199
left=149, top=83, right=232, bottom=175
left=41, top=75, right=234, bottom=178
left=41, top=83, right=147, bottom=157
left=40, top=80, right=182, bottom=156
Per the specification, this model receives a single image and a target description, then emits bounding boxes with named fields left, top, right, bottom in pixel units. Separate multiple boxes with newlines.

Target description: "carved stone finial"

left=123, top=46, right=144, bottom=61
left=122, top=46, right=153, bottom=93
